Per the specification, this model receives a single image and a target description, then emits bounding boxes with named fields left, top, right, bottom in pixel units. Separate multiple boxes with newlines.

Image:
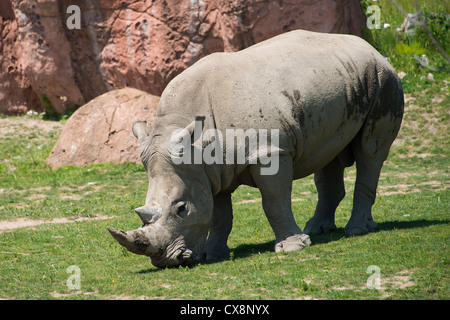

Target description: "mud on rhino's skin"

left=108, top=29, right=404, bottom=268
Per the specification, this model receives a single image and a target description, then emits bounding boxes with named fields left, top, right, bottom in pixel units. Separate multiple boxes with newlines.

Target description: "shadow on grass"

left=136, top=242, right=276, bottom=273
left=232, top=241, right=275, bottom=259
left=137, top=218, right=448, bottom=272
left=377, top=219, right=448, bottom=232
left=311, top=218, right=448, bottom=245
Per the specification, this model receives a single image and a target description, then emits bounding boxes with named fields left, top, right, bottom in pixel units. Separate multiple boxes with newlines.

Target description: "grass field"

left=0, top=1, right=449, bottom=300
left=0, top=76, right=448, bottom=300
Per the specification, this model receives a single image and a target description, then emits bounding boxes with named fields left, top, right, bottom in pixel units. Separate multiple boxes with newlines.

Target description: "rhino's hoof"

left=304, top=221, right=337, bottom=235
left=205, top=247, right=231, bottom=261
left=275, top=234, right=311, bottom=253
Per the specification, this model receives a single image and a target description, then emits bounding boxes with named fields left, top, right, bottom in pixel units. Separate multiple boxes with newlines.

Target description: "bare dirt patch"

left=58, top=182, right=104, bottom=200
left=0, top=215, right=112, bottom=234
left=236, top=196, right=308, bottom=205
left=50, top=290, right=98, bottom=298
left=0, top=117, right=63, bottom=139
left=378, top=180, right=449, bottom=196
left=1, top=182, right=105, bottom=205
left=332, top=269, right=415, bottom=297
left=384, top=270, right=415, bottom=290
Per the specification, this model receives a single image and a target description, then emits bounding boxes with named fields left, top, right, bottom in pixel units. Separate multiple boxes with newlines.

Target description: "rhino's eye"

left=176, top=202, right=187, bottom=217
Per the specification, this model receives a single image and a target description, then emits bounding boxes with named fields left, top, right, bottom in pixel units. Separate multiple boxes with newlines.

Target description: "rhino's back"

left=158, top=30, right=402, bottom=180
left=159, top=29, right=387, bottom=116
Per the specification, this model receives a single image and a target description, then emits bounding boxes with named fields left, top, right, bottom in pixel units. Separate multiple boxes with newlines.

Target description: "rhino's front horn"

left=107, top=226, right=160, bottom=256
left=107, top=226, right=146, bottom=255
left=135, top=205, right=162, bottom=224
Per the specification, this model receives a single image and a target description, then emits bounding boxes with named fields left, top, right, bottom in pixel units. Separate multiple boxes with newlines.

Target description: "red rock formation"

left=1, top=0, right=367, bottom=115
left=0, top=0, right=39, bottom=114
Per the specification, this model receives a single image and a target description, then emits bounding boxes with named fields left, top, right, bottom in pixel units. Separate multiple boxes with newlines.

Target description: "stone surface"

left=0, top=1, right=40, bottom=114
left=1, top=0, right=367, bottom=115
left=46, top=88, right=159, bottom=168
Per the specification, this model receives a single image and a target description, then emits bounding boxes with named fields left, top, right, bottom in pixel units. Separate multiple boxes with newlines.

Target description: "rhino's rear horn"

left=135, top=205, right=162, bottom=224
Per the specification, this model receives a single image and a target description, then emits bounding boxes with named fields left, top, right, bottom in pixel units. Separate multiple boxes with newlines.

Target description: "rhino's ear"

left=132, top=121, right=151, bottom=145
left=171, top=120, right=196, bottom=144
left=171, top=116, right=205, bottom=145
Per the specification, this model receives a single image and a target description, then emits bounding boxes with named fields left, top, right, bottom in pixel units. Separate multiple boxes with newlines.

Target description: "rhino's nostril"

left=176, top=248, right=193, bottom=265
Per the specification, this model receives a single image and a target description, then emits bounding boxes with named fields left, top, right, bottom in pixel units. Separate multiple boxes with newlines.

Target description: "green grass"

left=0, top=1, right=449, bottom=299
left=0, top=76, right=448, bottom=299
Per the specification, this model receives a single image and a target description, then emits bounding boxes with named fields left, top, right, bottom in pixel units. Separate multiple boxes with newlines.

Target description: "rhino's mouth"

left=150, top=246, right=194, bottom=268
left=153, top=235, right=196, bottom=268
left=153, top=229, right=211, bottom=268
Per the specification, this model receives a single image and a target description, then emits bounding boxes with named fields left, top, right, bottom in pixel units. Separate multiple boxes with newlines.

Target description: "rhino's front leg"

left=204, top=193, right=233, bottom=260
left=250, top=156, right=311, bottom=252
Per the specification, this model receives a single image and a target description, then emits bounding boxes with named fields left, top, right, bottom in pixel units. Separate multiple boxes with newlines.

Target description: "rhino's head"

left=108, top=120, right=213, bottom=268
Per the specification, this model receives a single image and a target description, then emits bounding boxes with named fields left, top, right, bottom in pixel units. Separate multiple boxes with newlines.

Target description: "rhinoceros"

left=108, top=30, right=404, bottom=268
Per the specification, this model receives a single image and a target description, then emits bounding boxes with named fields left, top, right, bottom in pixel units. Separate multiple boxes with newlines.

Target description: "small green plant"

left=395, top=42, right=427, bottom=55
left=40, top=94, right=53, bottom=113
left=297, top=279, right=310, bottom=292
left=415, top=5, right=450, bottom=52
left=39, top=94, right=80, bottom=121
left=366, top=0, right=450, bottom=78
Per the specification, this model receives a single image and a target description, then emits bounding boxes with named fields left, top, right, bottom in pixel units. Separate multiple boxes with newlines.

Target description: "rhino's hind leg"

left=345, top=157, right=382, bottom=235
left=204, top=193, right=233, bottom=261
left=346, top=131, right=387, bottom=235
left=304, top=156, right=346, bottom=235
left=346, top=114, right=400, bottom=235
left=250, top=156, right=311, bottom=253
left=345, top=70, right=403, bottom=236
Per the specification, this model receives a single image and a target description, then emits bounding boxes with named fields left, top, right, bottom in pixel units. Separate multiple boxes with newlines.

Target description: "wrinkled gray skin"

left=108, top=30, right=404, bottom=268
